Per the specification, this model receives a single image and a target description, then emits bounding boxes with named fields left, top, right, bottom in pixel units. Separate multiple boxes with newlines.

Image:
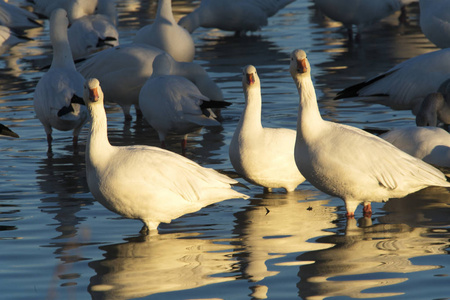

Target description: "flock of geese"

left=1, top=0, right=450, bottom=234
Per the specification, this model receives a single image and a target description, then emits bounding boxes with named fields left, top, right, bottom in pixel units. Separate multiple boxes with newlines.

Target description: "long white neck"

left=157, top=0, right=174, bottom=22
left=239, top=85, right=263, bottom=132
left=86, top=104, right=113, bottom=169
left=50, top=19, right=75, bottom=70
left=295, top=73, right=323, bottom=140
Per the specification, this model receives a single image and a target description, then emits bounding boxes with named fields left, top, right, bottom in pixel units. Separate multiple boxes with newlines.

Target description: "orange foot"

left=363, top=203, right=372, bottom=217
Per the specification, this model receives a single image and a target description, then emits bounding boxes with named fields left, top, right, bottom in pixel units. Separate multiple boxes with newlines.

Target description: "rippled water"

left=1, top=0, right=449, bottom=299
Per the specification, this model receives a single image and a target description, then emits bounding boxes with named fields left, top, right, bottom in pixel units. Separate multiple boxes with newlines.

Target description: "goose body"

left=134, top=0, right=194, bottom=62
left=380, top=126, right=450, bottom=168
left=314, top=0, right=402, bottom=40
left=67, top=0, right=119, bottom=59
left=419, top=0, right=450, bottom=49
left=178, top=0, right=294, bottom=34
left=229, top=65, right=305, bottom=192
left=0, top=0, right=40, bottom=29
left=139, top=54, right=223, bottom=154
left=291, top=49, right=450, bottom=217
left=83, top=78, right=248, bottom=234
left=335, top=48, right=450, bottom=115
left=33, top=8, right=88, bottom=152
left=78, top=46, right=223, bottom=121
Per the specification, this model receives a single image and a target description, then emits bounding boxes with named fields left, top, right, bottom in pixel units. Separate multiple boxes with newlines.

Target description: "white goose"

left=290, top=49, right=450, bottom=217
left=134, top=0, right=194, bottom=62
left=139, top=53, right=226, bottom=155
left=313, top=0, right=402, bottom=41
left=82, top=78, right=248, bottom=234
left=419, top=0, right=450, bottom=49
left=67, top=0, right=119, bottom=59
left=380, top=126, right=450, bottom=168
left=229, top=65, right=305, bottom=192
left=78, top=46, right=223, bottom=121
left=335, top=48, right=450, bottom=115
left=33, top=8, right=88, bottom=152
left=0, top=0, right=41, bottom=29
left=178, top=0, right=294, bottom=35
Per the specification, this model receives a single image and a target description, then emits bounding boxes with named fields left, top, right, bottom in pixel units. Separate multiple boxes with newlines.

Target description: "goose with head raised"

left=290, top=49, right=450, bottom=217
left=81, top=77, right=248, bottom=234
left=33, top=8, right=88, bottom=152
left=229, top=65, right=305, bottom=192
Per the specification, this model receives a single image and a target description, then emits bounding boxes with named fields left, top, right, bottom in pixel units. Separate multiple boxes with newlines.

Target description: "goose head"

left=84, top=78, right=103, bottom=107
left=289, top=49, right=310, bottom=82
left=416, top=79, right=450, bottom=127
left=242, top=65, right=259, bottom=91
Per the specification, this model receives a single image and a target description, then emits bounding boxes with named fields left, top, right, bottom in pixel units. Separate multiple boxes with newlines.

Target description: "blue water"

left=1, top=0, right=449, bottom=299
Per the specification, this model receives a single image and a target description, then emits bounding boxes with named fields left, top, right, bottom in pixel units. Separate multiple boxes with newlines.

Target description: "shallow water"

left=1, top=0, right=449, bottom=299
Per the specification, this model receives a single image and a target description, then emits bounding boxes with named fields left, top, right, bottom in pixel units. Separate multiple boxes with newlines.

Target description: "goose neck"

left=86, top=105, right=113, bottom=167
left=50, top=24, right=75, bottom=70
left=157, top=0, right=174, bottom=22
left=240, top=88, right=263, bottom=130
left=295, top=74, right=323, bottom=137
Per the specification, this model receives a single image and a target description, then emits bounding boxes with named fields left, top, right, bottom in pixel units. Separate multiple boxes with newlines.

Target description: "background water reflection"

left=1, top=0, right=449, bottom=299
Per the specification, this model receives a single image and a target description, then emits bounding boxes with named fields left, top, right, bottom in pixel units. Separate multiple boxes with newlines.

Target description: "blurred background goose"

left=33, top=8, right=87, bottom=152
left=419, top=0, right=450, bottom=49
left=178, top=0, right=294, bottom=35
left=134, top=0, right=194, bottom=62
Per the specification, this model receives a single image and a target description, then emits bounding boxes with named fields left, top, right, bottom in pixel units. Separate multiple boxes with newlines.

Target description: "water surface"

left=1, top=1, right=449, bottom=299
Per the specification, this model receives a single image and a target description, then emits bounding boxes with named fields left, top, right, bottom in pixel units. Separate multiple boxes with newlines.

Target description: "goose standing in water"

left=178, top=0, right=294, bottom=35
left=229, top=65, right=305, bottom=192
left=139, top=53, right=227, bottom=155
left=81, top=78, right=248, bottom=234
left=290, top=49, right=450, bottom=217
left=33, top=8, right=87, bottom=153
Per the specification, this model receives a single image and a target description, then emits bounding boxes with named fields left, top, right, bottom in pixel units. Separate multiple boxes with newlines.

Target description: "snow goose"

left=29, top=0, right=97, bottom=19
left=77, top=46, right=223, bottom=121
left=419, top=0, right=450, bottom=49
left=0, top=123, right=19, bottom=138
left=33, top=8, right=88, bottom=152
left=290, top=49, right=450, bottom=217
left=313, top=0, right=402, bottom=41
left=67, top=0, right=119, bottom=59
left=0, top=25, right=30, bottom=55
left=139, top=53, right=227, bottom=155
left=415, top=79, right=450, bottom=127
left=229, top=65, right=305, bottom=192
left=81, top=77, right=248, bottom=234
left=134, top=0, right=194, bottom=62
left=335, top=48, right=450, bottom=115
left=0, top=0, right=41, bottom=29
left=380, top=126, right=450, bottom=168
left=178, top=0, right=294, bottom=35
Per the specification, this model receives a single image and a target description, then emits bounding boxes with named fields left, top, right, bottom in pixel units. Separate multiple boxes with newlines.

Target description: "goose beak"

left=246, top=73, right=255, bottom=85
left=89, top=87, right=99, bottom=102
left=297, top=58, right=308, bottom=73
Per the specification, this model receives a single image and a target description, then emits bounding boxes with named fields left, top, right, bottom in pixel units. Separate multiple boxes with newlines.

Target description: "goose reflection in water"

left=232, top=190, right=338, bottom=299
left=297, top=187, right=450, bottom=299
left=88, top=232, right=237, bottom=299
